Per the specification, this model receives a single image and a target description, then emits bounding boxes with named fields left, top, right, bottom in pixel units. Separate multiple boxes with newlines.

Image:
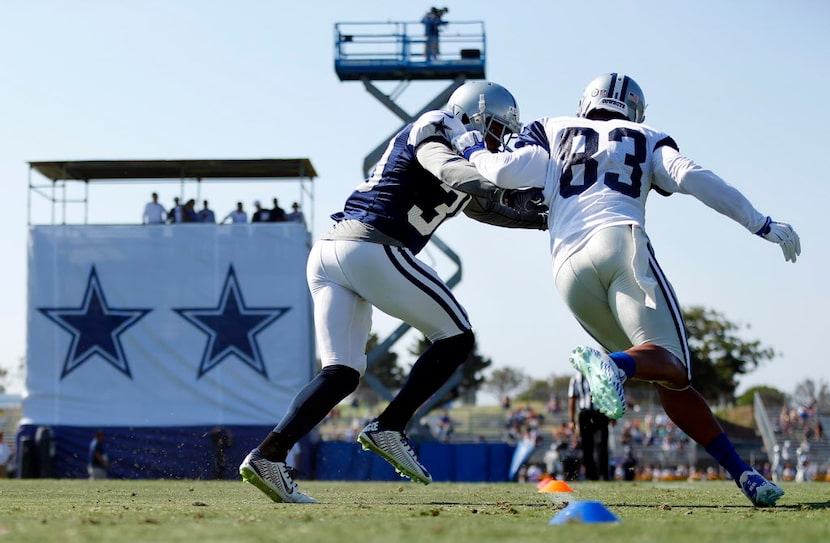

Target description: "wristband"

left=754, top=216, right=772, bottom=236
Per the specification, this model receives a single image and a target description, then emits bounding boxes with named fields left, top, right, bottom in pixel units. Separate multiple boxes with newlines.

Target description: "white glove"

left=452, top=130, right=486, bottom=160
left=755, top=216, right=801, bottom=263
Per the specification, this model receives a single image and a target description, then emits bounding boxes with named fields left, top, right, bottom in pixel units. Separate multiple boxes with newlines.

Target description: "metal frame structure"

left=27, top=158, right=317, bottom=233
left=334, top=20, right=486, bottom=176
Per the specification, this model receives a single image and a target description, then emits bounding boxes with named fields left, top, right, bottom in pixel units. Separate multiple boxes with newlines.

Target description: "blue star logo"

left=431, top=115, right=451, bottom=138
left=38, top=266, right=151, bottom=380
left=174, top=265, right=290, bottom=379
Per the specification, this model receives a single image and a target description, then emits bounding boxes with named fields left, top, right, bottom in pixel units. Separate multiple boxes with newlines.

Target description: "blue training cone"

left=548, top=500, right=621, bottom=525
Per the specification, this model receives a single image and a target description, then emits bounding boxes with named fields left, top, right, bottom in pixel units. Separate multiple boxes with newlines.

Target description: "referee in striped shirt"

left=568, top=371, right=615, bottom=480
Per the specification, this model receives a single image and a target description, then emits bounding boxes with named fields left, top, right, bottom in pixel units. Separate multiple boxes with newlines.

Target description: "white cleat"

left=239, top=448, right=316, bottom=504
left=358, top=420, right=432, bottom=484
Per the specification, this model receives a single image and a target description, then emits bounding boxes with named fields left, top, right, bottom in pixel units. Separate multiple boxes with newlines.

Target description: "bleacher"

left=438, top=406, right=516, bottom=443
left=441, top=404, right=724, bottom=476
left=761, top=401, right=830, bottom=481
left=312, top=398, right=830, bottom=482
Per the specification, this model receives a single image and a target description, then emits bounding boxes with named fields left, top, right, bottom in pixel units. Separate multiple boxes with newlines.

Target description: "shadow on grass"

left=426, top=501, right=553, bottom=508
left=601, top=500, right=830, bottom=510
left=777, top=501, right=830, bottom=510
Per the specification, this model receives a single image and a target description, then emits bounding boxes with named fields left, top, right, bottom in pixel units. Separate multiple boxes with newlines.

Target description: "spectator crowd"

left=279, top=394, right=830, bottom=486
left=142, top=193, right=305, bottom=227
left=770, top=400, right=826, bottom=483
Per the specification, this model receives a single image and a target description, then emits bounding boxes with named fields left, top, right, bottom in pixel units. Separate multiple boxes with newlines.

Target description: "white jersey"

left=469, top=115, right=768, bottom=275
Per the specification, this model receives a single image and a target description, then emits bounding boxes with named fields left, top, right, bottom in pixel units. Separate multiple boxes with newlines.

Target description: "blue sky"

left=1, top=1, right=828, bottom=400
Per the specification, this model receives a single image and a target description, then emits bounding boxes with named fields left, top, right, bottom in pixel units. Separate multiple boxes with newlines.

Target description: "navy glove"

left=537, top=211, right=549, bottom=231
left=502, top=187, right=548, bottom=214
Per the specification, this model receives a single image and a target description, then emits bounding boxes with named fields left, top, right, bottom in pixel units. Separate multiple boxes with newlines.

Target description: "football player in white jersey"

left=239, top=81, right=547, bottom=503
left=455, top=73, right=799, bottom=506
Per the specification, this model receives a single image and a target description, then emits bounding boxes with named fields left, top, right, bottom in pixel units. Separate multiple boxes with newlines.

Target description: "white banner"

left=23, top=224, right=314, bottom=426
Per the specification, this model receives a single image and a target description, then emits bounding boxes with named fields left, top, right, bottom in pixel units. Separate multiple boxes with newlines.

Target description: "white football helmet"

left=577, top=73, right=646, bottom=123
left=447, top=81, right=522, bottom=149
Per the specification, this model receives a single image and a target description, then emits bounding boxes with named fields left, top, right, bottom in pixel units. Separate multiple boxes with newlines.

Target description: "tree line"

left=358, top=305, right=828, bottom=412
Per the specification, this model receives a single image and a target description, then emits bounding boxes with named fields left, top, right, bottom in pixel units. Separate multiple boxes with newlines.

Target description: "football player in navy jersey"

left=456, top=73, right=799, bottom=506
left=240, top=81, right=547, bottom=503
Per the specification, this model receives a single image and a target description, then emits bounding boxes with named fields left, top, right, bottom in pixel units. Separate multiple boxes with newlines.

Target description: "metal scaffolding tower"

left=334, top=20, right=486, bottom=176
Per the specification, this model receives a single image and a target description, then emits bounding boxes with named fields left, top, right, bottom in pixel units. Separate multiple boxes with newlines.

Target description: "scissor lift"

left=334, top=19, right=487, bottom=427
left=334, top=20, right=486, bottom=175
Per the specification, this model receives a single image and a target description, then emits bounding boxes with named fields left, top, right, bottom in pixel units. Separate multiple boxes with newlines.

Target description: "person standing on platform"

left=182, top=199, right=199, bottom=222
left=142, top=192, right=167, bottom=224
left=269, top=198, right=287, bottom=222
left=286, top=202, right=306, bottom=226
left=422, top=7, right=448, bottom=61
left=251, top=200, right=271, bottom=223
left=167, top=197, right=183, bottom=223
left=221, top=202, right=247, bottom=224
left=198, top=200, right=216, bottom=223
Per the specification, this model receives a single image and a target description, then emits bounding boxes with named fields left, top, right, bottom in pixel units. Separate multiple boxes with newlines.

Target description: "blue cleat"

left=738, top=468, right=784, bottom=507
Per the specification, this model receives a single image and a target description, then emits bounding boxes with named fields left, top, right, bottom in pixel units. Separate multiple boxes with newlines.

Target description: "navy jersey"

left=332, top=110, right=470, bottom=254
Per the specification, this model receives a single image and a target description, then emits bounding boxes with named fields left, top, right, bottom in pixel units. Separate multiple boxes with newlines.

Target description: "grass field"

left=1, top=479, right=828, bottom=543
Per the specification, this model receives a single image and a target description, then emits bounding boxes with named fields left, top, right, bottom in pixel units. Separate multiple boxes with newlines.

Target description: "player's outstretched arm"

left=655, top=146, right=801, bottom=263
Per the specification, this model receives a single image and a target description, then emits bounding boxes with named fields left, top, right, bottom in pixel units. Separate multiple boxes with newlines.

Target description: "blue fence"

left=17, top=424, right=515, bottom=482
left=315, top=441, right=512, bottom=482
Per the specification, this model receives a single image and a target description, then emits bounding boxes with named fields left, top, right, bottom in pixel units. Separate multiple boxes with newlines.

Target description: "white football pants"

left=554, top=224, right=691, bottom=375
left=307, top=239, right=472, bottom=375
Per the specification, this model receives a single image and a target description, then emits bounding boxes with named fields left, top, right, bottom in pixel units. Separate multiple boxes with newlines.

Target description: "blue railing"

left=334, top=20, right=486, bottom=81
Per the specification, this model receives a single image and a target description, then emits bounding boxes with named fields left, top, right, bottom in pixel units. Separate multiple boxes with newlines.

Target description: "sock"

left=704, top=432, right=751, bottom=481
left=261, top=364, right=360, bottom=462
left=609, top=351, right=636, bottom=380
left=377, top=330, right=474, bottom=431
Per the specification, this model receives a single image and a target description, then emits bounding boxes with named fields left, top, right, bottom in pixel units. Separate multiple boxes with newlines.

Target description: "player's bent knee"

left=433, top=329, right=475, bottom=369
left=451, top=329, right=475, bottom=356
left=321, top=358, right=367, bottom=377
left=320, top=364, right=361, bottom=396
left=454, top=329, right=475, bottom=352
